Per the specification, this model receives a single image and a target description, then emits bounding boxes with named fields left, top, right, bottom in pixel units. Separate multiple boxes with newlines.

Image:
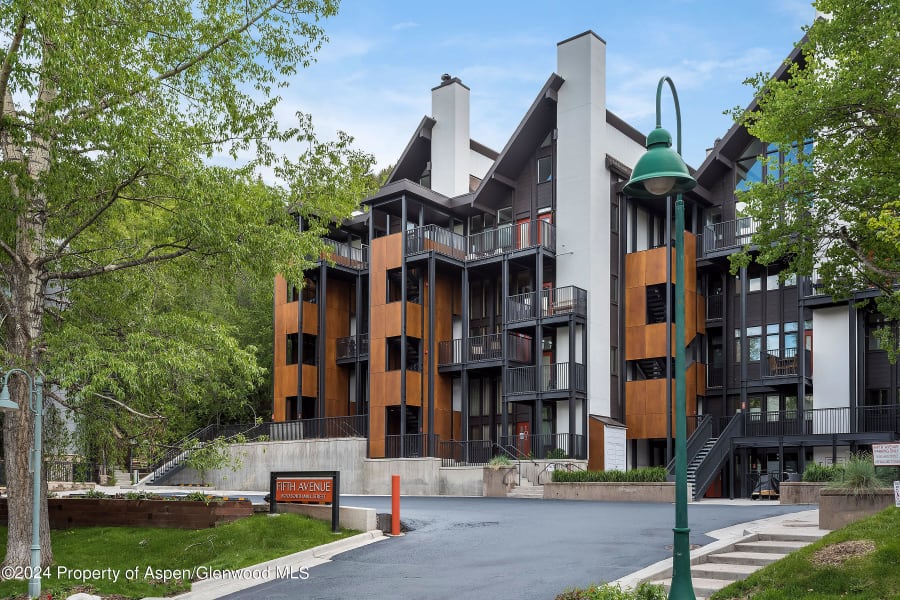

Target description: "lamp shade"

left=0, top=384, right=19, bottom=412
left=623, top=127, right=696, bottom=199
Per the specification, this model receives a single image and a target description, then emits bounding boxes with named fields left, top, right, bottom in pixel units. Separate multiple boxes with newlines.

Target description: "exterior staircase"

left=507, top=476, right=544, bottom=499
left=649, top=531, right=824, bottom=600
left=686, top=437, right=718, bottom=490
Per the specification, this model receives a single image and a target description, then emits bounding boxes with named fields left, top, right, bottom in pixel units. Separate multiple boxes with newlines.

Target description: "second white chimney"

left=430, top=74, right=470, bottom=197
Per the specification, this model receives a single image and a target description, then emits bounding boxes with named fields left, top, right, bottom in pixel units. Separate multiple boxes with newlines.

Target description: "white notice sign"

left=873, top=443, right=900, bottom=466
left=895, top=481, right=900, bottom=508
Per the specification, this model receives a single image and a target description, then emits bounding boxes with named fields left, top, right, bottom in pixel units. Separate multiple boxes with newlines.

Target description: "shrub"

left=83, top=489, right=108, bottom=498
left=488, top=455, right=513, bottom=467
left=551, top=466, right=667, bottom=483
left=547, top=448, right=568, bottom=460
left=802, top=462, right=844, bottom=482
left=827, top=452, right=890, bottom=497
left=556, top=582, right=667, bottom=600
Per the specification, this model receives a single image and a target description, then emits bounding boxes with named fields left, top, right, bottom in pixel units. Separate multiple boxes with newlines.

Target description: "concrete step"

left=734, top=540, right=808, bottom=554
left=650, top=577, right=732, bottom=597
left=691, top=561, right=759, bottom=580
left=758, top=531, right=824, bottom=543
left=709, top=550, right=788, bottom=566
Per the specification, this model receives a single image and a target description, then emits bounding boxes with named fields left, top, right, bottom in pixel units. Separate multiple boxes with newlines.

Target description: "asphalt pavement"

left=213, top=496, right=808, bottom=600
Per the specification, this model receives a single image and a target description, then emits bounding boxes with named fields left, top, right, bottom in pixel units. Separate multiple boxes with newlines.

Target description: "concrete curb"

left=142, top=530, right=385, bottom=600
left=613, top=509, right=825, bottom=591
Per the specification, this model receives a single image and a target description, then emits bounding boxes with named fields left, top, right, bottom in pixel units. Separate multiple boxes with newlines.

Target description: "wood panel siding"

left=273, top=274, right=299, bottom=422
left=588, top=417, right=605, bottom=471
left=302, top=302, right=318, bottom=335
left=625, top=363, right=700, bottom=439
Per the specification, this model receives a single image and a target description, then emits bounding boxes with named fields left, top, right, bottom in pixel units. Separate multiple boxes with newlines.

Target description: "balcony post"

left=462, top=266, right=470, bottom=447
left=427, top=255, right=436, bottom=456
left=355, top=274, right=363, bottom=416
left=318, top=261, right=327, bottom=419
left=400, top=194, right=408, bottom=456
left=500, top=256, right=509, bottom=444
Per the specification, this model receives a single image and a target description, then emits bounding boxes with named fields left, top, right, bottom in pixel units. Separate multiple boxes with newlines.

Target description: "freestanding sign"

left=873, top=443, right=900, bottom=466
left=270, top=471, right=340, bottom=533
left=894, top=481, right=900, bottom=509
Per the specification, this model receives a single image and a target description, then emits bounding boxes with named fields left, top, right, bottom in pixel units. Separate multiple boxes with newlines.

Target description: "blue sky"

left=280, top=0, right=815, bottom=172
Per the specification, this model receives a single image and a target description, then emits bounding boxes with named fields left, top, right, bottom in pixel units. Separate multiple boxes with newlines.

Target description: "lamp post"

left=0, top=369, right=44, bottom=599
left=624, top=76, right=697, bottom=600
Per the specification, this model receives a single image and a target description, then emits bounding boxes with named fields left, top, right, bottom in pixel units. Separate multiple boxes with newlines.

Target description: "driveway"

left=222, top=497, right=807, bottom=600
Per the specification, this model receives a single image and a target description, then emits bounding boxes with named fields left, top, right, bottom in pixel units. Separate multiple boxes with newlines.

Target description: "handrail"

left=666, top=414, right=713, bottom=474
left=537, top=461, right=585, bottom=485
left=691, top=412, right=745, bottom=500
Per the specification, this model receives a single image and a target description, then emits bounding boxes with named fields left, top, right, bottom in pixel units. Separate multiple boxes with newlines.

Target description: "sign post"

left=270, top=471, right=340, bottom=533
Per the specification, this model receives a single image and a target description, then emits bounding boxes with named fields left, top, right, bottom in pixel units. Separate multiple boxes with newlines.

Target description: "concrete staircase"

left=686, top=437, right=718, bottom=490
left=507, top=476, right=544, bottom=499
left=650, top=531, right=822, bottom=600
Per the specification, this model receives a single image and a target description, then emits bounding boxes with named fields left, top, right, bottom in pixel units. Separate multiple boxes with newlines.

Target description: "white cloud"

left=391, top=20, right=419, bottom=31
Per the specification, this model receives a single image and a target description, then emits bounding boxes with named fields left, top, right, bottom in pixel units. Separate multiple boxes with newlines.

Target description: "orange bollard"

left=391, top=474, right=400, bottom=535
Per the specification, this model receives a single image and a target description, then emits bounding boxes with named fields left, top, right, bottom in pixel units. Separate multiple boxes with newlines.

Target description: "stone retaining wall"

left=543, top=482, right=687, bottom=502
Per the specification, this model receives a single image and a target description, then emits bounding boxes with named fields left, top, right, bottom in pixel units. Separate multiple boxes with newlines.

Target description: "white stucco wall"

left=431, top=80, right=470, bottom=197
left=811, top=306, right=851, bottom=434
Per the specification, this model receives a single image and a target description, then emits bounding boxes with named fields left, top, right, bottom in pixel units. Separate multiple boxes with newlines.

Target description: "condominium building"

left=272, top=32, right=900, bottom=498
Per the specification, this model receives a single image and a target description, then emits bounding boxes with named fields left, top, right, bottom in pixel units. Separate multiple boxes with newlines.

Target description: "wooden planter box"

left=780, top=482, right=828, bottom=505
left=543, top=482, right=685, bottom=502
left=0, top=498, right=253, bottom=529
left=818, top=489, right=896, bottom=530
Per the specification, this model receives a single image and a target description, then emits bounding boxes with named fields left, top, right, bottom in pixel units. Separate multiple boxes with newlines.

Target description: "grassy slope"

left=0, top=513, right=356, bottom=599
left=711, top=507, right=900, bottom=600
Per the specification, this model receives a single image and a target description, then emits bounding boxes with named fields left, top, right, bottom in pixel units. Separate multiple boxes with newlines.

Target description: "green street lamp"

left=624, top=76, right=697, bottom=600
left=0, top=369, right=45, bottom=599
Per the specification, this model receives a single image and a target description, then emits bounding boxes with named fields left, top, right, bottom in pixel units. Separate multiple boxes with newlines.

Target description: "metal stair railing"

left=141, top=424, right=218, bottom=485
left=666, top=414, right=713, bottom=475
left=690, top=412, right=745, bottom=500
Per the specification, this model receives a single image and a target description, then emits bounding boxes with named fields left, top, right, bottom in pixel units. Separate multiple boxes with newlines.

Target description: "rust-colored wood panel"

left=302, top=302, right=318, bottom=335
left=274, top=364, right=297, bottom=400
left=382, top=371, right=402, bottom=405
left=275, top=302, right=299, bottom=336
left=588, top=418, right=605, bottom=471
left=644, top=247, right=669, bottom=286
left=301, top=364, right=318, bottom=397
left=384, top=302, right=404, bottom=338
left=625, top=287, right=646, bottom=327
left=626, top=413, right=645, bottom=440
left=384, top=233, right=403, bottom=270
left=406, top=371, right=422, bottom=406
left=370, top=372, right=387, bottom=407
left=325, top=367, right=349, bottom=417
left=685, top=294, right=697, bottom=346
left=274, top=275, right=288, bottom=307
left=370, top=305, right=386, bottom=343
left=625, top=381, right=647, bottom=417
left=696, top=293, right=706, bottom=335
left=371, top=265, right=386, bottom=307
left=369, top=408, right=385, bottom=458
left=370, top=336, right=385, bottom=374
left=685, top=232, right=697, bottom=292
left=695, top=362, right=707, bottom=396
left=645, top=413, right=667, bottom=439
left=624, top=326, right=646, bottom=361
left=452, top=411, right=461, bottom=441
left=406, top=302, right=423, bottom=339
left=644, top=323, right=669, bottom=358
left=625, top=252, right=646, bottom=288
left=272, top=396, right=286, bottom=422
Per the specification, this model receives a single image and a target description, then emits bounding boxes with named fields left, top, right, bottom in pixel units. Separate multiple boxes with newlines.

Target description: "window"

left=287, top=284, right=300, bottom=303
left=286, top=333, right=299, bottom=365
left=747, top=326, right=762, bottom=361
left=766, top=274, right=780, bottom=291
left=783, top=273, right=797, bottom=287
left=766, top=394, right=780, bottom=421
left=646, top=283, right=671, bottom=325
left=734, top=328, right=741, bottom=363
left=748, top=277, right=762, bottom=292
left=387, top=269, right=402, bottom=303
left=784, top=322, right=798, bottom=354
left=611, top=275, right=619, bottom=303
left=497, top=207, right=513, bottom=225
left=302, top=334, right=317, bottom=366
left=537, top=156, right=552, bottom=183
left=766, top=324, right=780, bottom=357
left=610, top=347, right=618, bottom=376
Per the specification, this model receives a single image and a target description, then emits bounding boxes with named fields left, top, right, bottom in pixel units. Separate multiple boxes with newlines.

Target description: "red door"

left=516, top=422, right=531, bottom=456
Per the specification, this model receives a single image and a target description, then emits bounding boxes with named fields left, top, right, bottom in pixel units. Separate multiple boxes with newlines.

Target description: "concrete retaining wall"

left=520, top=460, right=589, bottom=485
left=162, top=439, right=485, bottom=496
left=780, top=482, right=827, bottom=505
left=543, top=482, right=686, bottom=502
left=818, top=489, right=896, bottom=529
left=276, top=502, right=377, bottom=532
left=483, top=467, right=517, bottom=497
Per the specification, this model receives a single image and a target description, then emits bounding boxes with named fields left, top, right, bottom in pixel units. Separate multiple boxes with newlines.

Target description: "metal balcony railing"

left=505, top=286, right=588, bottom=323
left=438, top=439, right=494, bottom=466
left=707, top=294, right=724, bottom=320
left=437, top=333, right=534, bottom=366
left=499, top=433, right=586, bottom=460
left=336, top=334, right=369, bottom=360
left=743, top=405, right=900, bottom=437
left=707, top=365, right=724, bottom=388
left=321, top=238, right=368, bottom=269
left=702, top=217, right=758, bottom=254
left=761, top=348, right=811, bottom=378
left=505, top=362, right=587, bottom=395
left=384, top=433, right=438, bottom=458
left=406, top=225, right=467, bottom=260
left=466, top=220, right=556, bottom=259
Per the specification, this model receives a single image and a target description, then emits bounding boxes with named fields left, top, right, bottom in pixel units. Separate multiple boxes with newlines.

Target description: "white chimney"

left=430, top=74, right=470, bottom=197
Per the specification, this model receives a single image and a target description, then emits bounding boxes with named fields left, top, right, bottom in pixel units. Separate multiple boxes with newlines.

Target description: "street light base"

left=669, top=526, right=696, bottom=600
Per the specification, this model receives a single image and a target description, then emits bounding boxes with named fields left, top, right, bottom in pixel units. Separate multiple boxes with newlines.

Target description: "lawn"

left=711, top=506, right=900, bottom=600
left=0, top=512, right=357, bottom=599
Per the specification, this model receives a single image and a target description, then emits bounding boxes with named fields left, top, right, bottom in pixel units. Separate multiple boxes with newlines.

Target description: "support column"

left=400, top=195, right=408, bottom=456
left=500, top=257, right=509, bottom=444
left=318, top=263, right=327, bottom=419
left=665, top=196, right=673, bottom=465
left=355, top=274, right=363, bottom=416
left=427, top=255, right=436, bottom=455
left=462, top=267, right=470, bottom=443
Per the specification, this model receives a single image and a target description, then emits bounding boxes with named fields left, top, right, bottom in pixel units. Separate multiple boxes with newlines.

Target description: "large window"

left=747, top=326, right=762, bottom=361
left=537, top=156, right=552, bottom=183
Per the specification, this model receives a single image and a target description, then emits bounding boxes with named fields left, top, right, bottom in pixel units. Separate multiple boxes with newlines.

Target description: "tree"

left=732, top=0, right=900, bottom=352
left=0, top=0, right=378, bottom=570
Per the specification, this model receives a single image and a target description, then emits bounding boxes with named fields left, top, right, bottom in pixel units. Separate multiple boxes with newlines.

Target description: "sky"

left=279, top=0, right=815, bottom=172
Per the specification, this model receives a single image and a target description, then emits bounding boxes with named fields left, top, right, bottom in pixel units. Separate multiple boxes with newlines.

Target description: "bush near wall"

left=802, top=463, right=844, bottom=482
left=552, top=467, right=667, bottom=483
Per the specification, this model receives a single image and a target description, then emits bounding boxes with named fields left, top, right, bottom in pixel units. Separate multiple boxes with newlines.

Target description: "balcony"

left=406, top=225, right=466, bottom=260
left=505, top=362, right=587, bottom=396
left=743, top=405, right=900, bottom=438
left=702, top=217, right=758, bottom=254
left=761, top=348, right=811, bottom=378
left=437, top=333, right=533, bottom=367
left=467, top=219, right=555, bottom=259
left=335, top=334, right=369, bottom=362
left=707, top=294, right=724, bottom=321
left=321, top=238, right=368, bottom=269
left=384, top=433, right=438, bottom=458
left=505, top=286, right=587, bottom=324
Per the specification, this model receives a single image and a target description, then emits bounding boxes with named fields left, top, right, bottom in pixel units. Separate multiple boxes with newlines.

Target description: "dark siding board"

left=765, top=291, right=780, bottom=324
left=865, top=353, right=892, bottom=388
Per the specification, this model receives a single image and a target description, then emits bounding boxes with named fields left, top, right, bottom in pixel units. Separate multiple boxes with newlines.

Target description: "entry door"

left=515, top=421, right=531, bottom=456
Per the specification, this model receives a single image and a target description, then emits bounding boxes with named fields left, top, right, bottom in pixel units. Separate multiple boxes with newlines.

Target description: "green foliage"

left=552, top=467, right=668, bottom=483
left=802, top=463, right=844, bottom=482
left=0, top=513, right=356, bottom=599
left=182, top=491, right=220, bottom=503
left=83, top=489, right=108, bottom=499
left=547, top=448, right=568, bottom=460
left=711, top=506, right=900, bottom=599
left=827, top=453, right=890, bottom=497
left=183, top=435, right=247, bottom=485
left=123, top=492, right=161, bottom=500
left=488, top=455, right=513, bottom=467
left=730, top=0, right=900, bottom=357
left=556, top=582, right=667, bottom=600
